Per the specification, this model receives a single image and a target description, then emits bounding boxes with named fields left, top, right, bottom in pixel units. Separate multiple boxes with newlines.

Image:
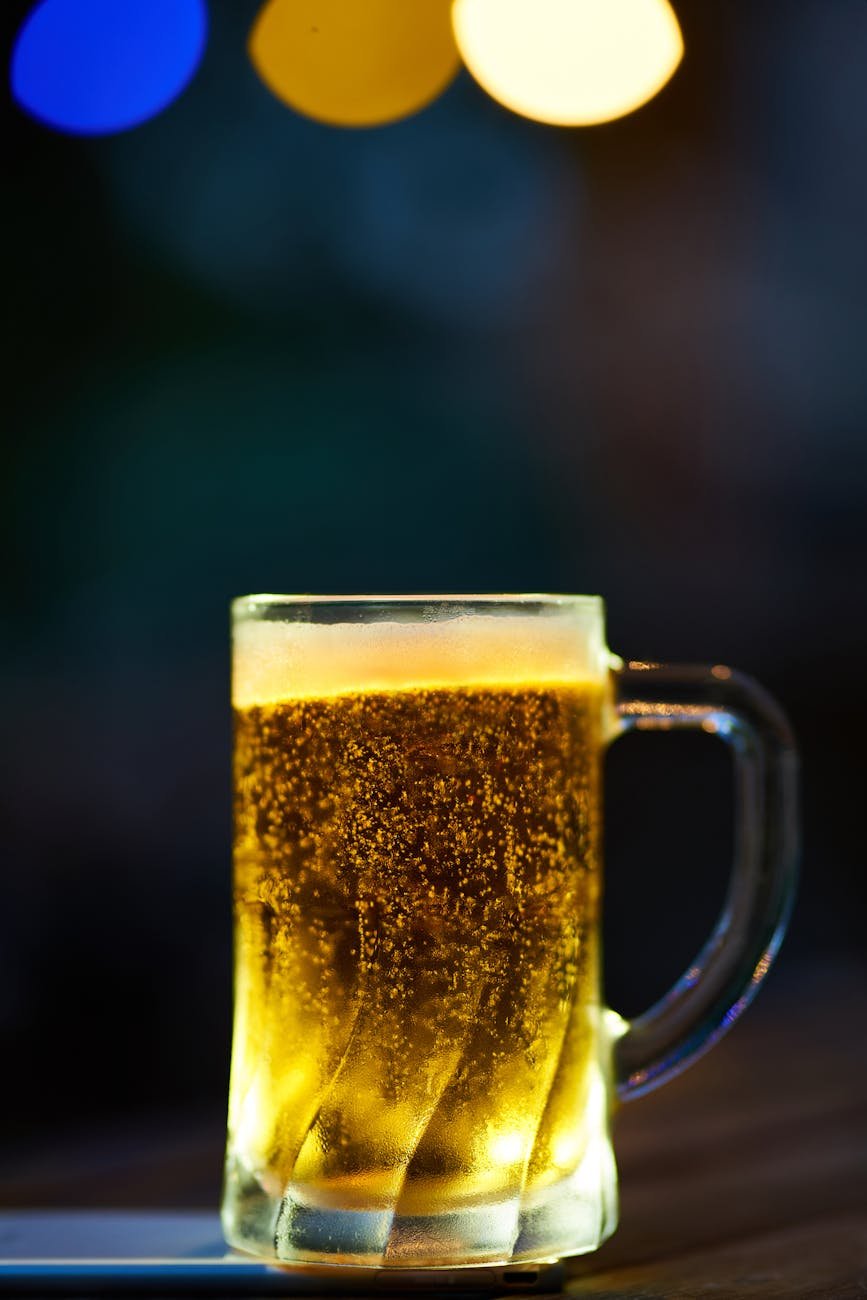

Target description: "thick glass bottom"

left=222, top=1130, right=618, bottom=1268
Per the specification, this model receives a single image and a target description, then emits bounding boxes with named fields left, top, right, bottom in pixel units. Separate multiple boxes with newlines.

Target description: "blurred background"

left=2, top=0, right=866, bottom=1196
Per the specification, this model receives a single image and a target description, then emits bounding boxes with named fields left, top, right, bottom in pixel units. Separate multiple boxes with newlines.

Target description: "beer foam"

left=233, top=613, right=610, bottom=706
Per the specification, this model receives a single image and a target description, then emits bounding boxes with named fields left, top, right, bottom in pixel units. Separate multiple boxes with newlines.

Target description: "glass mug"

left=222, top=595, right=797, bottom=1270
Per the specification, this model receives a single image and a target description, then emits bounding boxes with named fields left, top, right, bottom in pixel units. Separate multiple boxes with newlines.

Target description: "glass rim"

left=233, top=592, right=604, bottom=616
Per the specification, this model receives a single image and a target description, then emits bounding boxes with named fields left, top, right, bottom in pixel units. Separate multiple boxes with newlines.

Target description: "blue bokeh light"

left=10, top=0, right=208, bottom=136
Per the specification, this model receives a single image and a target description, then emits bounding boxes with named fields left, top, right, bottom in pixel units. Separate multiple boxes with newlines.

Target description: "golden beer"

left=223, top=604, right=618, bottom=1266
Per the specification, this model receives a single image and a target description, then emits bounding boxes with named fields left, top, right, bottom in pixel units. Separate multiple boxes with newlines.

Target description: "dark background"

left=2, top=0, right=866, bottom=1174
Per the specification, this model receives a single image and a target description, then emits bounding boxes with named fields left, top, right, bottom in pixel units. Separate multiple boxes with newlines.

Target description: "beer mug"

left=222, top=595, right=797, bottom=1269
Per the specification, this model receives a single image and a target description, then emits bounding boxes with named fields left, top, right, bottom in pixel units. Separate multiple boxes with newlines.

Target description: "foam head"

left=232, top=596, right=611, bottom=706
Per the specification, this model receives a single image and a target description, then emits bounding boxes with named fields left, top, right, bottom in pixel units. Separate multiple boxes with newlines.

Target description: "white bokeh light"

left=452, top=0, right=684, bottom=127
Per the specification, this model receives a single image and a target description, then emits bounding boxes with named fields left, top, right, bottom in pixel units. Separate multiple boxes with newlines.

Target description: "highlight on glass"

left=10, top=0, right=208, bottom=136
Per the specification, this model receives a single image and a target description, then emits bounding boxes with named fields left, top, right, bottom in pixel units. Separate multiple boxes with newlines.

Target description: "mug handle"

left=609, top=662, right=799, bottom=1101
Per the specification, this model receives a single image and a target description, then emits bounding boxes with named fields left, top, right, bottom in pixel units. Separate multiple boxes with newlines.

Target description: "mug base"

left=222, top=1133, right=618, bottom=1268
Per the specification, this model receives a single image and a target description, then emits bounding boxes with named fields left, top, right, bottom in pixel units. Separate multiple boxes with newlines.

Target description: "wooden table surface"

left=2, top=962, right=866, bottom=1297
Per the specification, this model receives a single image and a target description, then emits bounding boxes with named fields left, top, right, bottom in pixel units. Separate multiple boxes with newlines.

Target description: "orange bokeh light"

left=249, top=0, right=461, bottom=128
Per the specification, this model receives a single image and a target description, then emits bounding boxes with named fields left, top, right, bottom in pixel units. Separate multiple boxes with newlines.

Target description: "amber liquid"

left=225, top=682, right=608, bottom=1264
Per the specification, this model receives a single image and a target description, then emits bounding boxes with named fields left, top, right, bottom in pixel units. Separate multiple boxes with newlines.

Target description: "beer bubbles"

left=452, top=0, right=684, bottom=127
left=248, top=0, right=461, bottom=128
